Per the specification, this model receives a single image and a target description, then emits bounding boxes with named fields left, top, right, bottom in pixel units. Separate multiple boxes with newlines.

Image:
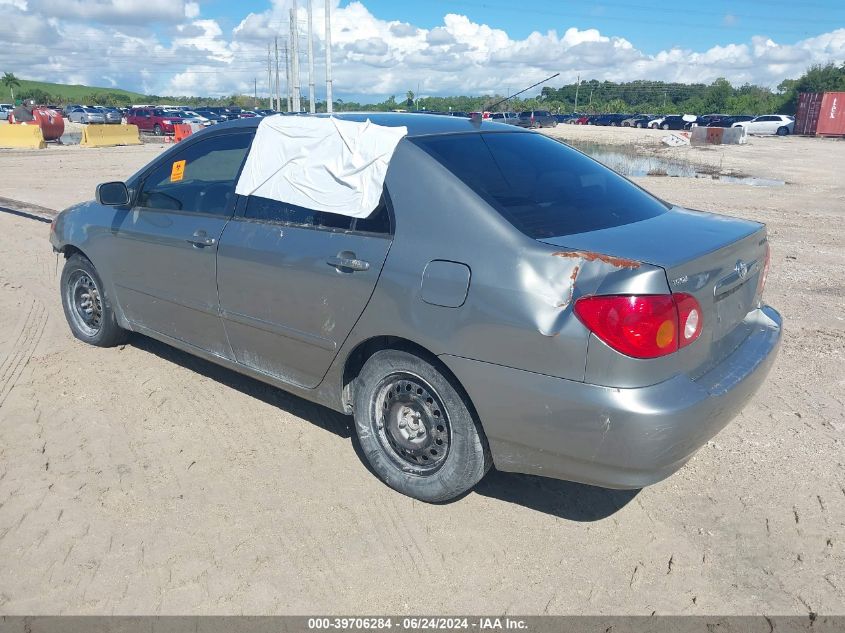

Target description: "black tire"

left=776, top=126, right=789, bottom=136
left=61, top=253, right=127, bottom=347
left=662, top=123, right=670, bottom=130
left=353, top=349, right=491, bottom=502
left=635, top=122, right=642, bottom=128
left=154, top=124, right=163, bottom=136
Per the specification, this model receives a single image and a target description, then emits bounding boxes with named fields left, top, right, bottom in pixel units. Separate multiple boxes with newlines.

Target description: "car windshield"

left=413, top=132, right=669, bottom=239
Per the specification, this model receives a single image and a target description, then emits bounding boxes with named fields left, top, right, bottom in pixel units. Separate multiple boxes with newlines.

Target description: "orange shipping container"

left=817, top=92, right=845, bottom=136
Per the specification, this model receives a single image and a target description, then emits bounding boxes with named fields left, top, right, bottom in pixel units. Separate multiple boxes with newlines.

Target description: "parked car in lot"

left=92, top=106, right=122, bottom=124
left=126, top=107, right=181, bottom=135
left=62, top=104, right=82, bottom=118
left=516, top=110, right=557, bottom=128
left=180, top=111, right=213, bottom=127
left=587, top=113, right=630, bottom=126
left=707, top=115, right=754, bottom=128
left=733, top=114, right=794, bottom=136
left=573, top=114, right=591, bottom=125
left=0, top=104, right=12, bottom=120
left=653, top=115, right=688, bottom=130
left=630, top=115, right=659, bottom=128
left=49, top=113, right=781, bottom=502
left=68, top=107, right=106, bottom=124
left=490, top=112, right=519, bottom=124
left=194, top=109, right=227, bottom=123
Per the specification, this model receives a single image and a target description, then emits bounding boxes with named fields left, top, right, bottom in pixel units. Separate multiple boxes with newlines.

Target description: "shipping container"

left=794, top=92, right=822, bottom=135
left=817, top=92, right=845, bottom=137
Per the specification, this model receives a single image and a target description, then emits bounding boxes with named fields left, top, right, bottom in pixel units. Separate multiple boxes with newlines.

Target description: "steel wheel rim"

left=372, top=372, right=451, bottom=475
left=67, top=270, right=103, bottom=337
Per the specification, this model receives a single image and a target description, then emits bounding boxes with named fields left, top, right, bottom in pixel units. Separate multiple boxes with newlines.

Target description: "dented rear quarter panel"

left=339, top=139, right=669, bottom=385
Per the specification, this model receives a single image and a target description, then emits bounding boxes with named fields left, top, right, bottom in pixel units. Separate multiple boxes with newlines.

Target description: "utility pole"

left=589, top=89, right=593, bottom=109
left=663, top=90, right=668, bottom=111
left=254, top=78, right=257, bottom=108
left=290, top=4, right=301, bottom=112
left=285, top=42, right=292, bottom=112
left=306, top=0, right=316, bottom=113
left=325, top=0, right=333, bottom=113
left=574, top=73, right=580, bottom=111
left=274, top=37, right=281, bottom=111
left=268, top=44, right=273, bottom=110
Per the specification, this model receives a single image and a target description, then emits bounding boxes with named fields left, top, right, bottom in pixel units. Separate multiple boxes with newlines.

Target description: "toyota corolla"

left=49, top=113, right=782, bottom=502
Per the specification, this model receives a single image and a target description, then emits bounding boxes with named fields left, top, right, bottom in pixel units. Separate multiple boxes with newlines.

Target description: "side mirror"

left=96, top=181, right=130, bottom=206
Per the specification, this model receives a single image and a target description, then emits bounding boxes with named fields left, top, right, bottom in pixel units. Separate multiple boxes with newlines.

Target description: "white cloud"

left=29, top=0, right=193, bottom=24
left=0, top=0, right=843, bottom=101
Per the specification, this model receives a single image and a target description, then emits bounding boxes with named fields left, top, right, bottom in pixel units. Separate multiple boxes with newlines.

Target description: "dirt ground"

left=0, top=125, right=842, bottom=615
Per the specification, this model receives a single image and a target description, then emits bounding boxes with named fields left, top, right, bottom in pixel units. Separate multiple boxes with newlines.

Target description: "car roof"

left=203, top=112, right=529, bottom=138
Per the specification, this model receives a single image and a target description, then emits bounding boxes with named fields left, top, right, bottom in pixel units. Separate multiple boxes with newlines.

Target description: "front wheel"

left=353, top=350, right=491, bottom=502
left=61, top=254, right=127, bottom=347
left=662, top=123, right=670, bottom=130
left=153, top=124, right=163, bottom=136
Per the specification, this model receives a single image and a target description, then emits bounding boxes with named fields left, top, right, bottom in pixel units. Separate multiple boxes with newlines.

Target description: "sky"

left=1, top=0, right=844, bottom=101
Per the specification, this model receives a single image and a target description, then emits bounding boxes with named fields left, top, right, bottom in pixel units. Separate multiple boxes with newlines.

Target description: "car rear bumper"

left=440, top=305, right=782, bottom=489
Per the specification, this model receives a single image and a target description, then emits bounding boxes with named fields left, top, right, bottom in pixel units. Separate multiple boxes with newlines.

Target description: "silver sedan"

left=49, top=114, right=782, bottom=502
left=68, top=107, right=106, bottom=124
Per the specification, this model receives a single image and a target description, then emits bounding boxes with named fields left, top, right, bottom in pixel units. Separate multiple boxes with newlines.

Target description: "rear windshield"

left=413, top=132, right=669, bottom=239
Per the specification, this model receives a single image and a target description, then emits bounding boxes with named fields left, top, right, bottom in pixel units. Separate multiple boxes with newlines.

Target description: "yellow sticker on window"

left=170, top=159, right=186, bottom=182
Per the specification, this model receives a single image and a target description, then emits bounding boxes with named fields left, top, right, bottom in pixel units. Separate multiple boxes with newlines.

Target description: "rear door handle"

left=327, top=255, right=370, bottom=272
left=187, top=230, right=217, bottom=248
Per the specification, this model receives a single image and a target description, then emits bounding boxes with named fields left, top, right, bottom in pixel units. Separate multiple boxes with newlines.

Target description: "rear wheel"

left=353, top=350, right=491, bottom=502
left=662, top=123, right=670, bottom=130
left=776, top=126, right=790, bottom=136
left=61, top=254, right=127, bottom=347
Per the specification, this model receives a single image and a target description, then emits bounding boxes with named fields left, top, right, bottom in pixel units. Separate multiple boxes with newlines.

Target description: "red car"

left=126, top=107, right=181, bottom=135
left=574, top=115, right=590, bottom=125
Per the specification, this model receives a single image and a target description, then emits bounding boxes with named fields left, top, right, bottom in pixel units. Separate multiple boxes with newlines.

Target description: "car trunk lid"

left=540, top=207, right=768, bottom=373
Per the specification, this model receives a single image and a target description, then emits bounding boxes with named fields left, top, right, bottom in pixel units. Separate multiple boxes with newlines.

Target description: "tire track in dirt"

left=0, top=295, right=49, bottom=409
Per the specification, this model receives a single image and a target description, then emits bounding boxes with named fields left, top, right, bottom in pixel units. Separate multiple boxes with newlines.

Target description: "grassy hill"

left=7, top=79, right=147, bottom=105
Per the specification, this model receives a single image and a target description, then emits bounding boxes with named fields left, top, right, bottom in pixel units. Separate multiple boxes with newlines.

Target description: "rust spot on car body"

left=552, top=250, right=641, bottom=269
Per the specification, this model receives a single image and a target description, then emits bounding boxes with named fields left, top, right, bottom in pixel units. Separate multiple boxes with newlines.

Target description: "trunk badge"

left=735, top=260, right=749, bottom=279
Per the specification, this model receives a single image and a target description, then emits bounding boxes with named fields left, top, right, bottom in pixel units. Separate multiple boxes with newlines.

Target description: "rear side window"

left=413, top=132, right=669, bottom=239
left=243, top=193, right=392, bottom=234
left=244, top=196, right=353, bottom=231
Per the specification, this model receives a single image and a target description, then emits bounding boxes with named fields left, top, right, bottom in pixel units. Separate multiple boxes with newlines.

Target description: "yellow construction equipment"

left=0, top=124, right=46, bottom=149
left=80, top=124, right=142, bottom=147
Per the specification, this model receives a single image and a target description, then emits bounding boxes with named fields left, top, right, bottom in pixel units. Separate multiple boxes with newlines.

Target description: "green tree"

left=2, top=72, right=21, bottom=101
left=20, top=88, right=51, bottom=104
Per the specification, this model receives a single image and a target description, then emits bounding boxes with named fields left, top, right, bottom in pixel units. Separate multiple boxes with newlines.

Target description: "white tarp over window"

left=234, top=115, right=408, bottom=218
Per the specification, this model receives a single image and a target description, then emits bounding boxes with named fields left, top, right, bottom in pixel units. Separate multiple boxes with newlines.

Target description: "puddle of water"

left=566, top=141, right=785, bottom=187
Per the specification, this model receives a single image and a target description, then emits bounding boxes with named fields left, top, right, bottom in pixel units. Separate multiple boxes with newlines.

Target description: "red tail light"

left=574, top=293, right=703, bottom=359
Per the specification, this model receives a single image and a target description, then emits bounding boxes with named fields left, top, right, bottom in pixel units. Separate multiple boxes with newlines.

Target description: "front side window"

left=137, top=132, right=253, bottom=215
left=414, top=132, right=669, bottom=239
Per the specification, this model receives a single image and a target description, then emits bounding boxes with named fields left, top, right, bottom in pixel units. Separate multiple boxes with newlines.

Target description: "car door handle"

left=327, top=255, right=370, bottom=272
left=187, top=230, right=217, bottom=248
